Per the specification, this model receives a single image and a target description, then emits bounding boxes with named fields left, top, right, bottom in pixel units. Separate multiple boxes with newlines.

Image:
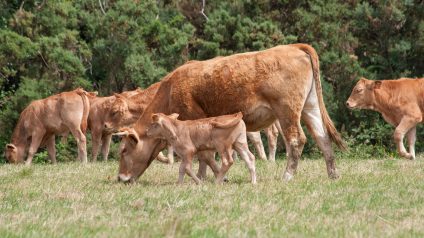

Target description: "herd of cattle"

left=4, top=44, right=423, bottom=184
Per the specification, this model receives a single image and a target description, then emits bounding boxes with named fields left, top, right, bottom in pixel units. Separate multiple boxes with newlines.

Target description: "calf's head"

left=104, top=94, right=130, bottom=132
left=145, top=113, right=179, bottom=141
left=115, top=127, right=166, bottom=183
left=4, top=144, right=24, bottom=164
left=346, top=77, right=381, bottom=110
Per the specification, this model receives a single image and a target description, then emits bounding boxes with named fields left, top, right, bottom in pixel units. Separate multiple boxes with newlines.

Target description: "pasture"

left=1, top=155, right=424, bottom=237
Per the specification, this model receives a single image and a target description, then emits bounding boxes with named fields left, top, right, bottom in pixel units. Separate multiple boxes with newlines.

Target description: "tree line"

left=0, top=0, right=423, bottom=161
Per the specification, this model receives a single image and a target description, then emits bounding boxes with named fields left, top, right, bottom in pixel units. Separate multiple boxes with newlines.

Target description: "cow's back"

left=164, top=45, right=313, bottom=128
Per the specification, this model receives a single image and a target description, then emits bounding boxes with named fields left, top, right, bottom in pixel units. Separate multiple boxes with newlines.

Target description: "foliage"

left=0, top=0, right=423, bottom=162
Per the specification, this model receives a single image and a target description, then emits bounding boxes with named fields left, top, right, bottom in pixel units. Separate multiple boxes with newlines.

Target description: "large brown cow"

left=116, top=44, right=346, bottom=183
left=5, top=88, right=90, bottom=165
left=346, top=77, right=424, bottom=159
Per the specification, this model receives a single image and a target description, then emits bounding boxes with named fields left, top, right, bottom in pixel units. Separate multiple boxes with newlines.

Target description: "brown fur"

left=87, top=83, right=161, bottom=161
left=117, top=44, right=345, bottom=182
left=5, top=88, right=91, bottom=164
left=347, top=77, right=424, bottom=159
left=143, top=112, right=256, bottom=184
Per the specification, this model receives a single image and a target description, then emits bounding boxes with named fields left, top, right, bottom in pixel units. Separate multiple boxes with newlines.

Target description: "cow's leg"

left=167, top=145, right=174, bottom=164
left=25, top=131, right=46, bottom=165
left=406, top=127, right=416, bottom=160
left=234, top=141, right=257, bottom=184
left=196, top=151, right=219, bottom=179
left=394, top=117, right=420, bottom=159
left=264, top=124, right=279, bottom=162
left=101, top=133, right=112, bottom=161
left=91, top=129, right=102, bottom=162
left=247, top=132, right=267, bottom=161
left=216, top=149, right=234, bottom=184
left=69, top=128, right=88, bottom=163
left=302, top=107, right=338, bottom=179
left=272, top=100, right=306, bottom=181
left=46, top=135, right=57, bottom=164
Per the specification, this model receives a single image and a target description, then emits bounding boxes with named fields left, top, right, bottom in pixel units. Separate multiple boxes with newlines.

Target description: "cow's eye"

left=355, top=88, right=363, bottom=93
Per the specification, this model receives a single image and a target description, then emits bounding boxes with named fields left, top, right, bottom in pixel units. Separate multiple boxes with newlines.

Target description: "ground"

left=1, top=156, right=424, bottom=237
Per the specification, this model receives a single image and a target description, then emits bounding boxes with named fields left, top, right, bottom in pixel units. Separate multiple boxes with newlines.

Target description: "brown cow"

left=5, top=88, right=90, bottom=165
left=142, top=112, right=256, bottom=184
left=116, top=44, right=346, bottom=183
left=346, top=77, right=424, bottom=159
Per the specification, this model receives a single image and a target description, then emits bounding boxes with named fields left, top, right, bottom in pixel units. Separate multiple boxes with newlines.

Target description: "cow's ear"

left=373, top=81, right=382, bottom=89
left=128, top=133, right=139, bottom=145
left=152, top=114, right=160, bottom=122
left=169, top=113, right=179, bottom=120
left=114, top=93, right=124, bottom=99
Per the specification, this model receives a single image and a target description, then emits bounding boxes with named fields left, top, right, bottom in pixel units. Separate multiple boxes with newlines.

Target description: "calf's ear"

left=373, top=81, right=382, bottom=89
left=6, top=144, right=16, bottom=151
left=169, top=113, right=179, bottom=120
left=152, top=114, right=160, bottom=122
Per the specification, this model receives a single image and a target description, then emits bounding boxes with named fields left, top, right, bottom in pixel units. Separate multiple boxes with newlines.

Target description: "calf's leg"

left=216, top=149, right=234, bottom=184
left=91, top=129, right=102, bottom=162
left=234, top=139, right=257, bottom=184
left=182, top=154, right=201, bottom=185
left=101, top=133, right=112, bottom=161
left=406, top=127, right=416, bottom=160
left=46, top=135, right=57, bottom=164
left=247, top=132, right=267, bottom=161
left=25, top=131, right=46, bottom=165
left=394, top=117, right=420, bottom=160
left=197, top=151, right=220, bottom=180
left=70, top=127, right=88, bottom=163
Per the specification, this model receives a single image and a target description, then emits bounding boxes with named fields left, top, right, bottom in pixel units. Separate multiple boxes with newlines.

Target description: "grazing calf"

left=346, top=77, right=424, bottom=159
left=144, top=112, right=257, bottom=184
left=5, top=88, right=90, bottom=165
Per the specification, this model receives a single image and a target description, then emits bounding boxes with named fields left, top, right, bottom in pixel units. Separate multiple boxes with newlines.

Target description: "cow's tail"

left=211, top=112, right=243, bottom=129
left=293, top=44, right=347, bottom=150
left=75, top=88, right=90, bottom=134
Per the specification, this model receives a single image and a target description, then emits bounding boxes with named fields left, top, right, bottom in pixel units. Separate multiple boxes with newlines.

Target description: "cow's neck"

left=373, top=88, right=398, bottom=124
left=10, top=119, right=28, bottom=156
left=134, top=81, right=172, bottom=135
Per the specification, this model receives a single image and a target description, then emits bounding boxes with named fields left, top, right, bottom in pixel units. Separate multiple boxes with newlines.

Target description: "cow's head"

left=145, top=113, right=179, bottom=141
left=4, top=144, right=24, bottom=164
left=103, top=94, right=130, bottom=132
left=115, top=127, right=166, bottom=183
left=346, top=77, right=381, bottom=110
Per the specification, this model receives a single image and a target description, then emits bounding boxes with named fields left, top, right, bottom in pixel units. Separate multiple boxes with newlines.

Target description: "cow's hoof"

left=282, top=172, right=293, bottom=181
left=328, top=172, right=340, bottom=179
left=223, top=176, right=229, bottom=183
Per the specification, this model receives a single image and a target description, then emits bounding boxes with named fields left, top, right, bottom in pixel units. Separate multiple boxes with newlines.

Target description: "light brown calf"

left=142, top=112, right=256, bottom=184
left=5, top=88, right=90, bottom=165
left=347, top=77, right=424, bottom=159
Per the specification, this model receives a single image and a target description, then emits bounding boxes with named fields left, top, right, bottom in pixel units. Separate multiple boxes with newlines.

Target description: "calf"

left=5, top=88, right=90, bottom=164
left=346, top=77, right=424, bottom=159
left=143, top=112, right=257, bottom=184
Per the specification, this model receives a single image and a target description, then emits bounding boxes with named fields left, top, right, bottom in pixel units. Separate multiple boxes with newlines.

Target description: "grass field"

left=1, top=155, right=424, bottom=238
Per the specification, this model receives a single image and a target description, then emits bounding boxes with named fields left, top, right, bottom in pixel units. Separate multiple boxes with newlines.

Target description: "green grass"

left=1, top=156, right=424, bottom=238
